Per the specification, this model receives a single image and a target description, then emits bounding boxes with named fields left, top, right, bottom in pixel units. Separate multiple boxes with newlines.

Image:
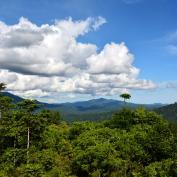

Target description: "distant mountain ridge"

left=2, top=92, right=166, bottom=121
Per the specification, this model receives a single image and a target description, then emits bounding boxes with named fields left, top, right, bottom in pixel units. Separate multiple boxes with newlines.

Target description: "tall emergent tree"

left=17, top=99, right=39, bottom=164
left=120, top=93, right=131, bottom=105
left=0, top=83, right=6, bottom=91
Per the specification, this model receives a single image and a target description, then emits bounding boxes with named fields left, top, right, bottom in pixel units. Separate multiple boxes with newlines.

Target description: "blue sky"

left=0, top=0, right=177, bottom=104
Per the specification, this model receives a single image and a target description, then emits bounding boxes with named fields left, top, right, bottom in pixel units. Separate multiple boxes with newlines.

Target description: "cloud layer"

left=0, top=17, right=155, bottom=100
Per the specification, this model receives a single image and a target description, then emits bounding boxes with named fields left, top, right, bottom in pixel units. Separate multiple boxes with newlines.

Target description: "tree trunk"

left=13, top=138, right=16, bottom=166
left=27, top=126, right=30, bottom=164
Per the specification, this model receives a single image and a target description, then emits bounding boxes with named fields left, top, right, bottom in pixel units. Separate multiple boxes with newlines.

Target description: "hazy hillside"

left=155, top=102, right=177, bottom=122
left=2, top=92, right=165, bottom=121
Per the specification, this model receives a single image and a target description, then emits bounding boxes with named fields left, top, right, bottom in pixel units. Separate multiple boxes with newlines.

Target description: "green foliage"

left=143, top=159, right=177, bottom=177
left=16, top=163, right=44, bottom=177
left=39, top=110, right=62, bottom=125
left=109, top=108, right=167, bottom=129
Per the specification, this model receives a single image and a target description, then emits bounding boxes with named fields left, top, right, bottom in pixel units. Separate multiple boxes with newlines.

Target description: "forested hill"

left=2, top=92, right=23, bottom=103
left=2, top=92, right=164, bottom=121
left=155, top=102, right=177, bottom=122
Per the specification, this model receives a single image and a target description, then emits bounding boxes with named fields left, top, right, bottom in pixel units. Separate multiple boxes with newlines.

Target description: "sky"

left=0, top=0, right=177, bottom=104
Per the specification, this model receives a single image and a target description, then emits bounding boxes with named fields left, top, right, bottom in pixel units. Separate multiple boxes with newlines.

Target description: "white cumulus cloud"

left=0, top=17, right=155, bottom=101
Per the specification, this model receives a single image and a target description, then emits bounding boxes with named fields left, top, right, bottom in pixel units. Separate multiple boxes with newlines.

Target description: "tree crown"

left=120, top=93, right=131, bottom=100
left=0, top=83, right=6, bottom=92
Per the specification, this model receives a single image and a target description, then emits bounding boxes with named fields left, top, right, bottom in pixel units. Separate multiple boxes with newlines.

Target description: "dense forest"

left=1, top=84, right=177, bottom=177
